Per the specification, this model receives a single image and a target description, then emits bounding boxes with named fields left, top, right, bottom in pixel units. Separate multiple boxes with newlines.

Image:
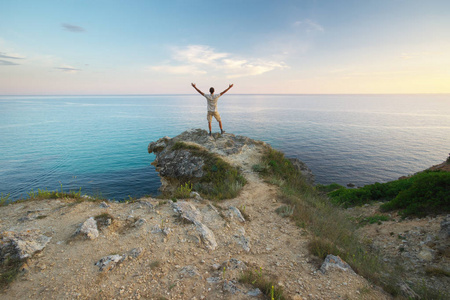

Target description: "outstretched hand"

left=229, top=84, right=233, bottom=88
left=191, top=83, right=196, bottom=87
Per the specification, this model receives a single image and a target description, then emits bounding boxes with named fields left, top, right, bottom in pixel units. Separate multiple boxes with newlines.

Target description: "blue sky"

left=1, top=0, right=449, bottom=94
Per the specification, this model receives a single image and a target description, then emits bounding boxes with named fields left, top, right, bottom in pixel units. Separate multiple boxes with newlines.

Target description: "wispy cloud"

left=400, top=51, right=437, bottom=60
left=62, top=23, right=86, bottom=32
left=293, top=19, right=324, bottom=34
left=0, top=59, right=20, bottom=66
left=0, top=52, right=26, bottom=59
left=55, top=65, right=80, bottom=73
left=150, top=45, right=286, bottom=78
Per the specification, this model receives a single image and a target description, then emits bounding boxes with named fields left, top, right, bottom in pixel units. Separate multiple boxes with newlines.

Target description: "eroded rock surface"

left=0, top=229, right=51, bottom=259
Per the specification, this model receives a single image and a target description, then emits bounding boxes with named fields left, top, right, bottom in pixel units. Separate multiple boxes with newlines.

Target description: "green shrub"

left=170, top=142, right=246, bottom=200
left=173, top=182, right=192, bottom=199
left=327, top=171, right=450, bottom=216
left=380, top=171, right=450, bottom=217
left=315, top=183, right=344, bottom=193
left=0, top=193, right=10, bottom=206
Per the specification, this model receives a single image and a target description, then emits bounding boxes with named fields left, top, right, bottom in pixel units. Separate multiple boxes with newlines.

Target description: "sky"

left=1, top=0, right=449, bottom=95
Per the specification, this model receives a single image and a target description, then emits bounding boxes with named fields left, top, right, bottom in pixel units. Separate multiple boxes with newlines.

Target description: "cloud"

left=55, top=65, right=80, bottom=73
left=0, top=59, right=20, bottom=66
left=150, top=65, right=206, bottom=75
left=62, top=23, right=86, bottom=32
left=150, top=45, right=286, bottom=78
left=400, top=51, right=437, bottom=60
left=293, top=19, right=324, bottom=34
left=0, top=52, right=25, bottom=59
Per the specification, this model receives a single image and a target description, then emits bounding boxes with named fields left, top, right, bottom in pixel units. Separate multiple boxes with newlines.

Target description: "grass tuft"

left=239, top=268, right=286, bottom=300
left=173, top=182, right=192, bottom=199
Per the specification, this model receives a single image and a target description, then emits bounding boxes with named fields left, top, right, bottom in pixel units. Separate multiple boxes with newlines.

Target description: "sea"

left=1, top=94, right=449, bottom=201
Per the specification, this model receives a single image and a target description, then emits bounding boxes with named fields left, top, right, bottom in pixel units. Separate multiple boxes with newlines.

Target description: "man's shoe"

left=209, top=132, right=212, bottom=137
left=221, top=129, right=225, bottom=134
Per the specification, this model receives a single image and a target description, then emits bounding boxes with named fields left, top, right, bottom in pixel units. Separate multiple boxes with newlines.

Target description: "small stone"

left=100, top=201, right=110, bottom=208
left=77, top=217, right=99, bottom=240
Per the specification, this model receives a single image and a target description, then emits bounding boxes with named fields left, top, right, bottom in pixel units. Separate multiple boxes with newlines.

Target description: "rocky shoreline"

left=1, top=129, right=448, bottom=299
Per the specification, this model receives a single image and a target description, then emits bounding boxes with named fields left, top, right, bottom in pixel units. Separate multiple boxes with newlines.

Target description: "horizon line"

left=1, top=93, right=449, bottom=97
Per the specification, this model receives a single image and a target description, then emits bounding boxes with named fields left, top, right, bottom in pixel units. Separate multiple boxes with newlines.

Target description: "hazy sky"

left=1, top=0, right=449, bottom=94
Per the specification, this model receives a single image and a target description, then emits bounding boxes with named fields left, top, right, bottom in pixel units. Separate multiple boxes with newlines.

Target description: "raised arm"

left=220, top=84, right=233, bottom=96
left=191, top=83, right=204, bottom=96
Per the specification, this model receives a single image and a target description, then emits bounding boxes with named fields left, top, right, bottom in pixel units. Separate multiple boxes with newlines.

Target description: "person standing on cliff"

left=191, top=83, right=234, bottom=136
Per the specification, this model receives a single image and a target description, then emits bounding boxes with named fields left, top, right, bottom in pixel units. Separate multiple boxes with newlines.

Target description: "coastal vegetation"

left=319, top=170, right=450, bottom=217
left=254, top=148, right=448, bottom=299
left=239, top=267, right=286, bottom=300
left=170, top=142, right=246, bottom=200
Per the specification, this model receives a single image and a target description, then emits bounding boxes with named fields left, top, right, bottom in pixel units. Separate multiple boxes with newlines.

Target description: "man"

left=191, top=83, right=233, bottom=136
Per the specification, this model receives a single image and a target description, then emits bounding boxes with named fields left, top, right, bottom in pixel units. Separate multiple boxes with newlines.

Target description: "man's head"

left=209, top=87, right=214, bottom=94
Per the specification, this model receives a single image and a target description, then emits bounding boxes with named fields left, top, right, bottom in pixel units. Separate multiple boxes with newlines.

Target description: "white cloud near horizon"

left=149, top=45, right=287, bottom=78
left=0, top=59, right=20, bottom=66
left=55, top=65, right=80, bottom=73
left=62, top=23, right=86, bottom=32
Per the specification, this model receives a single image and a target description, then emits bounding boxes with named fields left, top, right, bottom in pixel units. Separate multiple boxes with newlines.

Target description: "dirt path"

left=1, top=147, right=390, bottom=300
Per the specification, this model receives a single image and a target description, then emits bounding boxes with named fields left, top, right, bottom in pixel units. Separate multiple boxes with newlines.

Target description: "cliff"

left=1, top=130, right=447, bottom=299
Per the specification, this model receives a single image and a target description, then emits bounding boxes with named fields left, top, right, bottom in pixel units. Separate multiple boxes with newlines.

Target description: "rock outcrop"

left=148, top=128, right=314, bottom=193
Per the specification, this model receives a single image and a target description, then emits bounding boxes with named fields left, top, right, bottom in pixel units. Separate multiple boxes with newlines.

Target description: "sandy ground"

left=0, top=146, right=392, bottom=300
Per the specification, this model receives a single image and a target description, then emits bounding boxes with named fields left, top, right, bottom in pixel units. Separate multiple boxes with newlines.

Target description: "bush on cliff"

left=380, top=171, right=450, bottom=217
left=171, top=142, right=246, bottom=200
left=324, top=170, right=450, bottom=217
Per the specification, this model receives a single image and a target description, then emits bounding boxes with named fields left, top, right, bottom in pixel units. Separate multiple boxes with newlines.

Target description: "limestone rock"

left=196, top=222, right=218, bottom=251
left=95, top=254, right=123, bottom=272
left=247, top=288, right=262, bottom=296
left=172, top=201, right=202, bottom=224
left=320, top=254, right=354, bottom=274
left=223, top=258, right=247, bottom=271
left=172, top=201, right=217, bottom=250
left=0, top=229, right=51, bottom=259
left=179, top=265, right=200, bottom=278
left=234, top=234, right=251, bottom=252
left=77, top=217, right=99, bottom=240
left=223, top=280, right=240, bottom=294
left=133, top=218, right=146, bottom=228
left=228, top=206, right=246, bottom=223
left=99, top=201, right=110, bottom=208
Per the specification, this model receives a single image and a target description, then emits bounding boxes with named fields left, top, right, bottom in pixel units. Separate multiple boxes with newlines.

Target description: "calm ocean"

left=1, top=94, right=449, bottom=201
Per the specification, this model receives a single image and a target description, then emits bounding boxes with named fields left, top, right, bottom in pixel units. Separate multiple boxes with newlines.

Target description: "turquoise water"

left=1, top=94, right=449, bottom=200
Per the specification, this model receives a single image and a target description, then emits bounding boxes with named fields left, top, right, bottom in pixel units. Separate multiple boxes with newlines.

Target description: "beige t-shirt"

left=204, top=94, right=221, bottom=112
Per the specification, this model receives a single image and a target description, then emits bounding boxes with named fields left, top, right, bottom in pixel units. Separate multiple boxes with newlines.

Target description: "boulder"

left=228, top=206, right=246, bottom=223
left=320, top=254, right=354, bottom=274
left=76, top=217, right=99, bottom=240
left=172, top=201, right=217, bottom=250
left=0, top=229, right=52, bottom=259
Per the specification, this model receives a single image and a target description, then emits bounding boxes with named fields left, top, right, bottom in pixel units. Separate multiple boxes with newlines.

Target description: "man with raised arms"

left=191, top=83, right=234, bottom=136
